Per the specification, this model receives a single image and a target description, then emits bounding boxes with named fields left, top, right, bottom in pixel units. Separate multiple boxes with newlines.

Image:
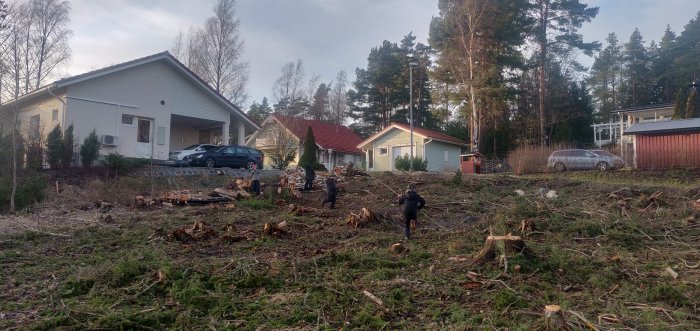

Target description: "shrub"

left=61, top=124, right=75, bottom=168
left=507, top=144, right=571, bottom=175
left=394, top=154, right=428, bottom=171
left=0, top=174, right=48, bottom=213
left=102, top=153, right=147, bottom=178
left=46, top=124, right=63, bottom=169
left=25, top=135, right=44, bottom=171
left=269, top=150, right=295, bottom=170
left=80, top=129, right=101, bottom=168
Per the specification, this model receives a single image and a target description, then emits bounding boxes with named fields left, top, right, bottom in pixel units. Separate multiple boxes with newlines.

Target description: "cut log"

left=345, top=208, right=377, bottom=227
left=263, top=221, right=287, bottom=236
left=544, top=305, right=567, bottom=330
left=215, top=187, right=251, bottom=200
left=289, top=204, right=317, bottom=215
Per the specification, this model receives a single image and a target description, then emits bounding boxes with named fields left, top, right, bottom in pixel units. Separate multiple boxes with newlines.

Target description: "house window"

left=378, top=147, right=388, bottom=155
left=29, top=115, right=40, bottom=139
left=52, top=109, right=58, bottom=122
left=137, top=118, right=151, bottom=143
left=444, top=151, right=449, bottom=162
left=121, top=114, right=134, bottom=125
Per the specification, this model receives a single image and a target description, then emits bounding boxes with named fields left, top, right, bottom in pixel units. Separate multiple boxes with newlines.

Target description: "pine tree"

left=673, top=87, right=688, bottom=119
left=61, top=124, right=74, bottom=168
left=298, top=127, right=317, bottom=168
left=528, top=0, right=599, bottom=145
left=46, top=124, right=63, bottom=169
left=621, top=28, right=652, bottom=107
left=686, top=88, right=698, bottom=118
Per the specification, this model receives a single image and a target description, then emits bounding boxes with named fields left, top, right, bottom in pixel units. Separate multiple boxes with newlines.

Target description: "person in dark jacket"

left=304, top=164, right=315, bottom=191
left=321, top=175, right=338, bottom=208
left=398, top=184, right=425, bottom=240
left=250, top=163, right=261, bottom=196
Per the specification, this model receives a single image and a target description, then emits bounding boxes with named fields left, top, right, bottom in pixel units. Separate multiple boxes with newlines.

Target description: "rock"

left=545, top=190, right=558, bottom=199
left=514, top=189, right=525, bottom=196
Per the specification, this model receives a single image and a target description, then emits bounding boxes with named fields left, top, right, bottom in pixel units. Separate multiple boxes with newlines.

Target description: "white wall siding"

left=65, top=61, right=232, bottom=160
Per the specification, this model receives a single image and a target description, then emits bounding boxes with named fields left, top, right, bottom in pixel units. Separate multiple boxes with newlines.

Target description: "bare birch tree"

left=31, top=0, right=71, bottom=90
left=272, top=59, right=305, bottom=104
left=258, top=124, right=297, bottom=169
left=329, top=70, right=348, bottom=125
left=172, top=0, right=248, bottom=105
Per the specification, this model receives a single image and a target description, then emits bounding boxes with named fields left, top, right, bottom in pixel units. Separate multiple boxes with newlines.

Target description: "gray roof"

left=612, top=104, right=673, bottom=114
left=624, top=118, right=700, bottom=135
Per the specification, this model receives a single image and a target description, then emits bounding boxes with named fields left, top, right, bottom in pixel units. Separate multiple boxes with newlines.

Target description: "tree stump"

left=263, top=221, right=287, bottom=236
left=473, top=234, right=535, bottom=265
left=345, top=208, right=376, bottom=227
left=544, top=304, right=568, bottom=330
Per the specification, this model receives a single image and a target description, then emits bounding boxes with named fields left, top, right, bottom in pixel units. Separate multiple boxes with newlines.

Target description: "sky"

left=66, top=0, right=700, bottom=109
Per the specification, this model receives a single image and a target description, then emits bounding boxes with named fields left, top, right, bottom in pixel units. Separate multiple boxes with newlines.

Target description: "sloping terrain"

left=1, top=170, right=699, bottom=330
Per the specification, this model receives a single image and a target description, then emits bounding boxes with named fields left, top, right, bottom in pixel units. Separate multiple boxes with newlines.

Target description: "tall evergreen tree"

left=308, top=83, right=330, bottom=121
left=430, top=0, right=529, bottom=151
left=298, top=127, right=317, bottom=168
left=621, top=28, right=652, bottom=107
left=686, top=88, right=698, bottom=118
left=653, top=25, right=677, bottom=103
left=528, top=0, right=599, bottom=145
left=673, top=12, right=700, bottom=88
left=247, top=97, right=272, bottom=125
left=61, top=124, right=74, bottom=168
left=673, top=87, right=688, bottom=119
left=46, top=124, right=63, bottom=170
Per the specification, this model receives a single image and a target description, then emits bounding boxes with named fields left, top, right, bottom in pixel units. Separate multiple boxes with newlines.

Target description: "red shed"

left=623, top=118, right=700, bottom=169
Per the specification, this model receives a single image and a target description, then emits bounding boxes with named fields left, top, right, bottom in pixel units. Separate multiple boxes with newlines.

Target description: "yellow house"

left=357, top=123, right=468, bottom=172
left=247, top=114, right=364, bottom=169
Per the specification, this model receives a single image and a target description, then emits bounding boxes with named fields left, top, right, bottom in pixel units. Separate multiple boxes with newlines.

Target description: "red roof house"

left=247, top=114, right=364, bottom=169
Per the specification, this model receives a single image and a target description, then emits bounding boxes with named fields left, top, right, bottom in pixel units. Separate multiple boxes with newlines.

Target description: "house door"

left=135, top=118, right=153, bottom=158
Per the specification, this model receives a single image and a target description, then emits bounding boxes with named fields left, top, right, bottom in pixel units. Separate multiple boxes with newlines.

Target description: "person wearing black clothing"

left=321, top=175, right=338, bottom=209
left=250, top=163, right=261, bottom=196
left=398, top=184, right=425, bottom=240
left=304, top=164, right=315, bottom=191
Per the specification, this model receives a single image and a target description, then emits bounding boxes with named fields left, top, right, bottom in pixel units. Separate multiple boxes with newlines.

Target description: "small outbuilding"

left=623, top=118, right=700, bottom=169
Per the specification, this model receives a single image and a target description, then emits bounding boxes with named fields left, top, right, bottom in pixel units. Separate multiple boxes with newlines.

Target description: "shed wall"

left=635, top=133, right=700, bottom=169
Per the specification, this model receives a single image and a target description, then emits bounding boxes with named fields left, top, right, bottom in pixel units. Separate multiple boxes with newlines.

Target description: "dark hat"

left=407, top=183, right=416, bottom=191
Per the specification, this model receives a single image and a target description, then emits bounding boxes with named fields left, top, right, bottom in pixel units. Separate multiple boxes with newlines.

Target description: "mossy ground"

left=1, top=170, right=699, bottom=329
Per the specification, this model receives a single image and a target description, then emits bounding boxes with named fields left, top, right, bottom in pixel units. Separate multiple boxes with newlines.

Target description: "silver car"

left=547, top=149, right=624, bottom=172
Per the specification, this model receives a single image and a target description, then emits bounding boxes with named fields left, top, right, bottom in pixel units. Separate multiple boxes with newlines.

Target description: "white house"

left=591, top=104, right=674, bottom=147
left=0, top=51, right=259, bottom=162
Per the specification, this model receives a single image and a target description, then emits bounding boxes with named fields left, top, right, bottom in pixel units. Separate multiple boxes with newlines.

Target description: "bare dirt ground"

left=1, top=169, right=700, bottom=330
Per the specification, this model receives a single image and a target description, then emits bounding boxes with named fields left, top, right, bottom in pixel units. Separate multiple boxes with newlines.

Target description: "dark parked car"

left=185, top=145, right=264, bottom=169
left=166, top=144, right=219, bottom=166
left=547, top=149, right=624, bottom=172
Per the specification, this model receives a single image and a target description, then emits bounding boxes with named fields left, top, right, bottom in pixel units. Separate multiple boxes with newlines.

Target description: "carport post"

left=238, top=122, right=245, bottom=145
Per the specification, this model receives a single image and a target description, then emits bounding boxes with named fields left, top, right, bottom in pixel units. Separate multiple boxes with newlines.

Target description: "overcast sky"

left=66, top=0, right=699, bottom=109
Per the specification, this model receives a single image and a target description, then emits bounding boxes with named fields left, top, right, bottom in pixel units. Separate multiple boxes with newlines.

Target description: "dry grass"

left=507, top=144, right=572, bottom=175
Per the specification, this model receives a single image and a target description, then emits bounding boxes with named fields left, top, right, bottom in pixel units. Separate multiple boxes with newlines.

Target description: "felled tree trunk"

left=345, top=208, right=377, bottom=227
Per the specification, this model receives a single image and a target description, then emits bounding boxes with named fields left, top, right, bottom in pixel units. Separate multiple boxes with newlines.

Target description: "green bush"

left=46, top=124, right=63, bottom=170
left=0, top=174, right=48, bottom=213
left=102, top=153, right=147, bottom=177
left=25, top=135, right=44, bottom=171
left=61, top=124, right=74, bottom=168
left=394, top=154, right=428, bottom=171
left=79, top=129, right=101, bottom=168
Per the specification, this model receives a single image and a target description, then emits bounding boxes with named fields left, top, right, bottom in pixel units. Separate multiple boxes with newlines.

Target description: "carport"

left=169, top=114, right=226, bottom=151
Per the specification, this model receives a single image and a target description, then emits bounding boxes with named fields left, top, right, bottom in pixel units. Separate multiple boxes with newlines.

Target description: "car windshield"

left=591, top=150, right=615, bottom=157
left=183, top=145, right=201, bottom=150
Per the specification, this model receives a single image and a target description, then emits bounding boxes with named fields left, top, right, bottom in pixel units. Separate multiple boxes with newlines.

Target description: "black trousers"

left=403, top=211, right=417, bottom=238
left=252, top=180, right=260, bottom=195
left=322, top=194, right=336, bottom=208
left=304, top=179, right=313, bottom=191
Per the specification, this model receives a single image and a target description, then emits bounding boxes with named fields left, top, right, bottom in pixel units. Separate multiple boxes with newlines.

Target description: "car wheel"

left=245, top=160, right=255, bottom=169
left=554, top=162, right=566, bottom=172
left=205, top=158, right=216, bottom=168
left=597, top=161, right=609, bottom=171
